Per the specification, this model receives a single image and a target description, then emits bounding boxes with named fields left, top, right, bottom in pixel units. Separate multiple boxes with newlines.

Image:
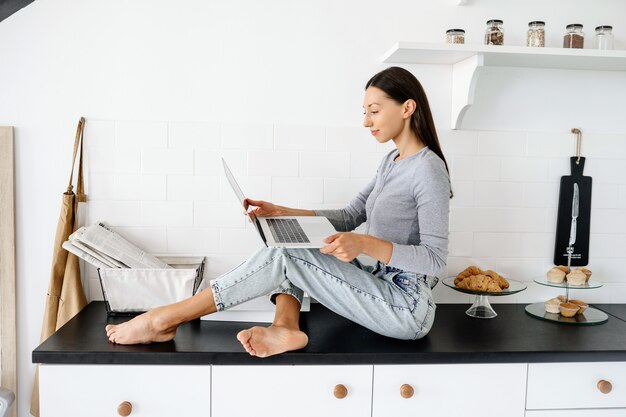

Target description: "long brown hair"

left=366, top=66, right=452, bottom=198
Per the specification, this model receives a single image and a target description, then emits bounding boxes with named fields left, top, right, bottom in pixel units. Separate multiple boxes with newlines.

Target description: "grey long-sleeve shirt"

left=315, top=147, right=450, bottom=277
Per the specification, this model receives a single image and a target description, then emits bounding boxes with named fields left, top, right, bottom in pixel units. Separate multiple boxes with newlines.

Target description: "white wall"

left=2, top=1, right=626, bottom=416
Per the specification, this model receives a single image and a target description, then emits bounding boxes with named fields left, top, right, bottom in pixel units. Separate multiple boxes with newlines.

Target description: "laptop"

left=222, top=158, right=337, bottom=248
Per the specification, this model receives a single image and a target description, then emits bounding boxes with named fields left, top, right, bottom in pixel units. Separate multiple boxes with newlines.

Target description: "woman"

left=105, top=66, right=451, bottom=357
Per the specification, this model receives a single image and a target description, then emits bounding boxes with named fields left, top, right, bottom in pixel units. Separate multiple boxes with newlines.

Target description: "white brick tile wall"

left=522, top=182, right=559, bottom=208
left=142, top=201, right=193, bottom=227
left=477, top=131, right=527, bottom=156
left=221, top=122, right=273, bottom=150
left=300, top=152, right=350, bottom=178
left=88, top=200, right=142, bottom=226
left=112, top=226, right=168, bottom=253
left=84, top=120, right=115, bottom=149
left=167, top=175, right=220, bottom=201
left=474, top=182, right=524, bottom=207
left=166, top=228, right=220, bottom=254
left=350, top=153, right=383, bottom=178
left=116, top=174, right=166, bottom=201
left=326, top=126, right=375, bottom=152
left=220, top=228, right=265, bottom=254
left=194, top=201, right=246, bottom=228
left=249, top=150, right=299, bottom=177
left=448, top=232, right=473, bottom=256
left=168, top=122, right=221, bottom=149
left=527, top=132, right=571, bottom=157
left=592, top=183, right=619, bottom=209
left=501, top=157, right=550, bottom=182
left=83, top=120, right=626, bottom=305
left=473, top=233, right=522, bottom=257
left=272, top=177, right=323, bottom=204
left=438, top=129, right=478, bottom=155
left=450, top=156, right=500, bottom=181
left=116, top=121, right=167, bottom=149
left=274, top=125, right=325, bottom=151
left=114, top=149, right=142, bottom=174
left=324, top=178, right=369, bottom=204
left=87, top=174, right=115, bottom=200
left=142, top=148, right=193, bottom=175
left=449, top=181, right=475, bottom=207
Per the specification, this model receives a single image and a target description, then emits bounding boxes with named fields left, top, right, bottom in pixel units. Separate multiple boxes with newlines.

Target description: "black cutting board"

left=553, top=157, right=592, bottom=266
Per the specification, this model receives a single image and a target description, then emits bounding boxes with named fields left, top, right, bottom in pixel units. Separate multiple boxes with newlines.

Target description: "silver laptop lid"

left=221, top=158, right=268, bottom=246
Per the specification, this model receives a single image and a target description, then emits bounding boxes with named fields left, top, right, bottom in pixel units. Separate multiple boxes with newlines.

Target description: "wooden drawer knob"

left=400, top=384, right=414, bottom=399
left=117, top=401, right=133, bottom=416
left=597, top=380, right=612, bottom=394
left=333, top=384, right=348, bottom=399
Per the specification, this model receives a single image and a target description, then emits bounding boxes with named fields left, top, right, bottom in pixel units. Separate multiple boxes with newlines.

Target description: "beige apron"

left=30, top=118, right=88, bottom=416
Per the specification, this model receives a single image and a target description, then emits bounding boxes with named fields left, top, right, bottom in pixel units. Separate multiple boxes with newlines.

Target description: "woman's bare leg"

left=236, top=294, right=308, bottom=357
left=105, top=287, right=217, bottom=344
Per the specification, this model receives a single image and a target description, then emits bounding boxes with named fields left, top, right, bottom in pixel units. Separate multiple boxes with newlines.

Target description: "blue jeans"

left=209, top=247, right=438, bottom=340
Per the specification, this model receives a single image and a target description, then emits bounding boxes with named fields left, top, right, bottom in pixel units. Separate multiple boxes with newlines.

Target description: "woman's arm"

left=244, top=199, right=315, bottom=217
left=320, top=232, right=392, bottom=264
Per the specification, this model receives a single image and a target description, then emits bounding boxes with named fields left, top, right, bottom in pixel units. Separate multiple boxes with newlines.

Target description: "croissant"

left=456, top=274, right=502, bottom=293
left=483, top=269, right=509, bottom=289
left=454, top=265, right=482, bottom=285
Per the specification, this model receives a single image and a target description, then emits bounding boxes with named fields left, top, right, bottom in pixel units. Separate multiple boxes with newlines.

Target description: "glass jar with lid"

left=446, top=29, right=465, bottom=44
left=563, top=23, right=584, bottom=48
left=527, top=21, right=545, bottom=47
left=595, top=25, right=614, bottom=50
left=485, top=19, right=504, bottom=45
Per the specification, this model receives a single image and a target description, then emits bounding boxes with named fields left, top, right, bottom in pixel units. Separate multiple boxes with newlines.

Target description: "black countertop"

left=33, top=302, right=626, bottom=366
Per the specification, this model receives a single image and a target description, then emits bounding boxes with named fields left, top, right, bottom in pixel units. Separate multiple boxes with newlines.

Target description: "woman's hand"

left=320, top=232, right=366, bottom=263
left=243, top=198, right=280, bottom=217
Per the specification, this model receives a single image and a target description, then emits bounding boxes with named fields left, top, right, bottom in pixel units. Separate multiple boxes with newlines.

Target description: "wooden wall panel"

left=0, top=126, right=16, bottom=417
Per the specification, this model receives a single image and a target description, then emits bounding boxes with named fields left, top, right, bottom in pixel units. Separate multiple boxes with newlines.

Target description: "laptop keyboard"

left=267, top=218, right=310, bottom=244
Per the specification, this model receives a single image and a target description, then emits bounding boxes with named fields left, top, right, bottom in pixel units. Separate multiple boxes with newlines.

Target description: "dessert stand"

left=524, top=278, right=608, bottom=325
left=442, top=277, right=526, bottom=319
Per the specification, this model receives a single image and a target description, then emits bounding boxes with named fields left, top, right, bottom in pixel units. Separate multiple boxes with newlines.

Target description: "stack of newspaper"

left=62, top=222, right=171, bottom=269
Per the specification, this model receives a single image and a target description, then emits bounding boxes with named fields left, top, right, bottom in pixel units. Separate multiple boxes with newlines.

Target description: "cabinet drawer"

left=212, top=365, right=372, bottom=417
left=40, top=365, right=211, bottom=417
left=527, top=410, right=626, bottom=417
left=527, top=362, right=626, bottom=409
left=373, top=364, right=527, bottom=417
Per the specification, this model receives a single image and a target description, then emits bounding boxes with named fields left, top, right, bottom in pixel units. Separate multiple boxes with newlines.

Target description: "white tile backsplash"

left=168, top=122, right=221, bottom=149
left=142, top=148, right=193, bottom=175
left=84, top=120, right=626, bottom=304
left=116, top=121, right=168, bottom=149
left=221, top=122, right=273, bottom=150
left=274, top=124, right=325, bottom=151
left=300, top=152, right=350, bottom=178
left=477, top=131, right=527, bottom=156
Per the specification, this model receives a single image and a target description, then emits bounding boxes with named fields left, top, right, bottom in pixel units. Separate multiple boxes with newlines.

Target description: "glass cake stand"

left=525, top=278, right=608, bottom=325
left=442, top=277, right=527, bottom=319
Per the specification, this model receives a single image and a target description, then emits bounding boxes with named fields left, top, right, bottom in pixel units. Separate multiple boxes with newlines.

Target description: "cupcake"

left=544, top=298, right=561, bottom=314
left=547, top=267, right=566, bottom=284
left=557, top=295, right=567, bottom=303
left=578, top=268, right=592, bottom=282
left=559, top=302, right=579, bottom=318
left=566, top=269, right=587, bottom=285
left=555, top=265, right=570, bottom=273
left=569, top=299, right=588, bottom=315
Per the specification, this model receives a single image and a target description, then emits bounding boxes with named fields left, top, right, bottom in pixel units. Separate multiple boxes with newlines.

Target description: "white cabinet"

left=211, top=365, right=373, bottom=417
left=527, top=410, right=626, bottom=417
left=38, top=361, right=626, bottom=417
left=372, top=364, right=527, bottom=417
left=527, top=362, right=626, bottom=410
left=39, top=364, right=211, bottom=417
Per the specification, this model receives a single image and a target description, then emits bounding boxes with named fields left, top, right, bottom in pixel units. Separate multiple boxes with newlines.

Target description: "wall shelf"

left=382, top=42, right=626, bottom=129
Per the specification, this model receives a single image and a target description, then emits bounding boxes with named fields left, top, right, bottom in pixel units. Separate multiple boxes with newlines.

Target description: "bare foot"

left=236, top=325, right=308, bottom=358
left=105, top=311, right=176, bottom=345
